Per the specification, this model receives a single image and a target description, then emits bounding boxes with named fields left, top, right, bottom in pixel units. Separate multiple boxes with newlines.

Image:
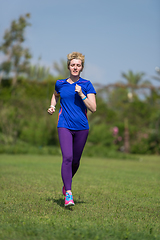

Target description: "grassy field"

left=0, top=154, right=160, bottom=240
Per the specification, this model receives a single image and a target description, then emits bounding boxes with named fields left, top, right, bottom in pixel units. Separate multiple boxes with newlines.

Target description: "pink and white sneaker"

left=65, top=192, right=75, bottom=207
left=62, top=186, right=66, bottom=196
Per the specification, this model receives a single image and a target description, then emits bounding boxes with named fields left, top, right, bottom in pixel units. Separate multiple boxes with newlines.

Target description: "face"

left=69, top=59, right=83, bottom=77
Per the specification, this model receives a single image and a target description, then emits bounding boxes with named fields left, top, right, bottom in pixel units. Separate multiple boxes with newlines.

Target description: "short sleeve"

left=86, top=81, right=96, bottom=95
left=55, top=80, right=60, bottom=94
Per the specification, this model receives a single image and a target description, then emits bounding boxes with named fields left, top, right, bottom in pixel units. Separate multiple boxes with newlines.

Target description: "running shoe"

left=62, top=186, right=66, bottom=196
left=65, top=192, right=75, bottom=207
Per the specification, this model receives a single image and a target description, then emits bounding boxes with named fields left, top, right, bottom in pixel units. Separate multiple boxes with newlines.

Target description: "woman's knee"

left=63, top=155, right=73, bottom=165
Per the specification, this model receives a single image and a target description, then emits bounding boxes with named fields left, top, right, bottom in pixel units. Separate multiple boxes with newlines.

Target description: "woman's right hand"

left=47, top=107, right=55, bottom=115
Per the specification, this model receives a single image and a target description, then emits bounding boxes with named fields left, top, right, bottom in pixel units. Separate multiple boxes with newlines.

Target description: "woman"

left=48, top=52, right=96, bottom=207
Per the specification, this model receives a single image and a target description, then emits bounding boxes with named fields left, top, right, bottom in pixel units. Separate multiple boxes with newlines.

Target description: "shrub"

left=88, top=124, right=115, bottom=147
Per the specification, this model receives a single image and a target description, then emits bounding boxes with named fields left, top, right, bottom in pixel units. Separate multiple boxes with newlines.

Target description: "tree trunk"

left=0, top=73, right=3, bottom=86
left=12, top=72, right=18, bottom=86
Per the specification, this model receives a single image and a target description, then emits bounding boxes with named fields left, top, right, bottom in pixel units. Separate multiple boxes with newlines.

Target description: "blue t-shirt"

left=55, top=77, right=96, bottom=130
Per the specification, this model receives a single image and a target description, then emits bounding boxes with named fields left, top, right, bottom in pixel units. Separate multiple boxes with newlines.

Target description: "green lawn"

left=0, top=154, right=160, bottom=240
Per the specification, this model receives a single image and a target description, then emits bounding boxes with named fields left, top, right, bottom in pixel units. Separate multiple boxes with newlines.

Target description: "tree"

left=26, top=62, right=50, bottom=81
left=121, top=70, right=151, bottom=100
left=122, top=70, right=145, bottom=85
left=0, top=13, right=32, bottom=86
left=152, top=67, right=160, bottom=83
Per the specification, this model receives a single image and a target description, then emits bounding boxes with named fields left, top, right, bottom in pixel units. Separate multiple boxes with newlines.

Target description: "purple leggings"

left=58, top=127, right=89, bottom=191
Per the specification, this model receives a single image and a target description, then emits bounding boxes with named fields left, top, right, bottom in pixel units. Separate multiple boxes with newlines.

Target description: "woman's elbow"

left=91, top=105, right=96, bottom=113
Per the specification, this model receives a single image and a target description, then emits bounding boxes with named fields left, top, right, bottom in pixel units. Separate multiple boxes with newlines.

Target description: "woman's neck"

left=68, top=75, right=80, bottom=83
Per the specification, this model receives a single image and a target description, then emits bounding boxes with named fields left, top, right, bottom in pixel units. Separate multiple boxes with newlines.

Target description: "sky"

left=0, top=0, right=160, bottom=86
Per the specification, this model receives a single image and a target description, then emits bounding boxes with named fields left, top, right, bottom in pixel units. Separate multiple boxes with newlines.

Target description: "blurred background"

left=0, top=0, right=160, bottom=157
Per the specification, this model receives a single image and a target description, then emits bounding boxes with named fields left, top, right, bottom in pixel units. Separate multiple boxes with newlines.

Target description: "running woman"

left=48, top=52, right=96, bottom=207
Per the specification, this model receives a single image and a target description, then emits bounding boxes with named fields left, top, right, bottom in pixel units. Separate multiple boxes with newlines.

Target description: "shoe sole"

left=65, top=202, right=75, bottom=207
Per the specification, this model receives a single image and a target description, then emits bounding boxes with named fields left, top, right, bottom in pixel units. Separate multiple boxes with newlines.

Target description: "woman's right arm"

left=47, top=90, right=60, bottom=115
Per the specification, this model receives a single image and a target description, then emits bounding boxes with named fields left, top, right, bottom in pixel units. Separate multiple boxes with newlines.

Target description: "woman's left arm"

left=75, top=84, right=96, bottom=113
left=84, top=93, right=96, bottom=113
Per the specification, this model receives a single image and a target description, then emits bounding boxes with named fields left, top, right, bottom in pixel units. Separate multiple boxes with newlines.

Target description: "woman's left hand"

left=75, top=84, right=82, bottom=96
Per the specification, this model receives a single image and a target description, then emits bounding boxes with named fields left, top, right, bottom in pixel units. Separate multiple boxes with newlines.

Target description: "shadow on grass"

left=46, top=197, right=86, bottom=209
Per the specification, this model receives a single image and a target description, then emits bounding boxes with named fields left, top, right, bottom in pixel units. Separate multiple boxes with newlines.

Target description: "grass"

left=0, top=154, right=160, bottom=240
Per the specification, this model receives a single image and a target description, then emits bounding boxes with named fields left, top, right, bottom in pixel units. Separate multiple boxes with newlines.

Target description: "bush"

left=130, top=138, right=151, bottom=154
left=148, top=132, right=160, bottom=154
left=20, top=117, right=50, bottom=146
left=83, top=142, right=138, bottom=160
left=0, top=142, right=61, bottom=155
left=88, top=124, right=115, bottom=147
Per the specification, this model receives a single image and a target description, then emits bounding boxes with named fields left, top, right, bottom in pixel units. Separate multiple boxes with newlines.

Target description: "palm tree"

left=122, top=70, right=146, bottom=85
left=26, top=64, right=50, bottom=81
left=121, top=70, right=151, bottom=100
left=152, top=67, right=160, bottom=83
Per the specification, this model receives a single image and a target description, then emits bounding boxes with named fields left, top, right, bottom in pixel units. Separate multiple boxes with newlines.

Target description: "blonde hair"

left=67, top=52, right=85, bottom=69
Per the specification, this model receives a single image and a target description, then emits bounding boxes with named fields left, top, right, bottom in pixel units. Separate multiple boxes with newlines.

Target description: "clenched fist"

left=75, top=84, right=82, bottom=96
left=47, top=106, right=55, bottom=115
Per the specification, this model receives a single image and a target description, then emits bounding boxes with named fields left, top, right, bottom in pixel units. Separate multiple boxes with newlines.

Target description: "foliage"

left=122, top=70, right=146, bottom=85
left=88, top=123, right=115, bottom=147
left=0, top=13, right=32, bottom=85
left=0, top=76, right=160, bottom=155
left=26, top=57, right=50, bottom=81
left=0, top=77, right=58, bottom=147
left=152, top=67, right=160, bottom=83
left=53, top=59, right=69, bottom=78
left=121, top=70, right=151, bottom=98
